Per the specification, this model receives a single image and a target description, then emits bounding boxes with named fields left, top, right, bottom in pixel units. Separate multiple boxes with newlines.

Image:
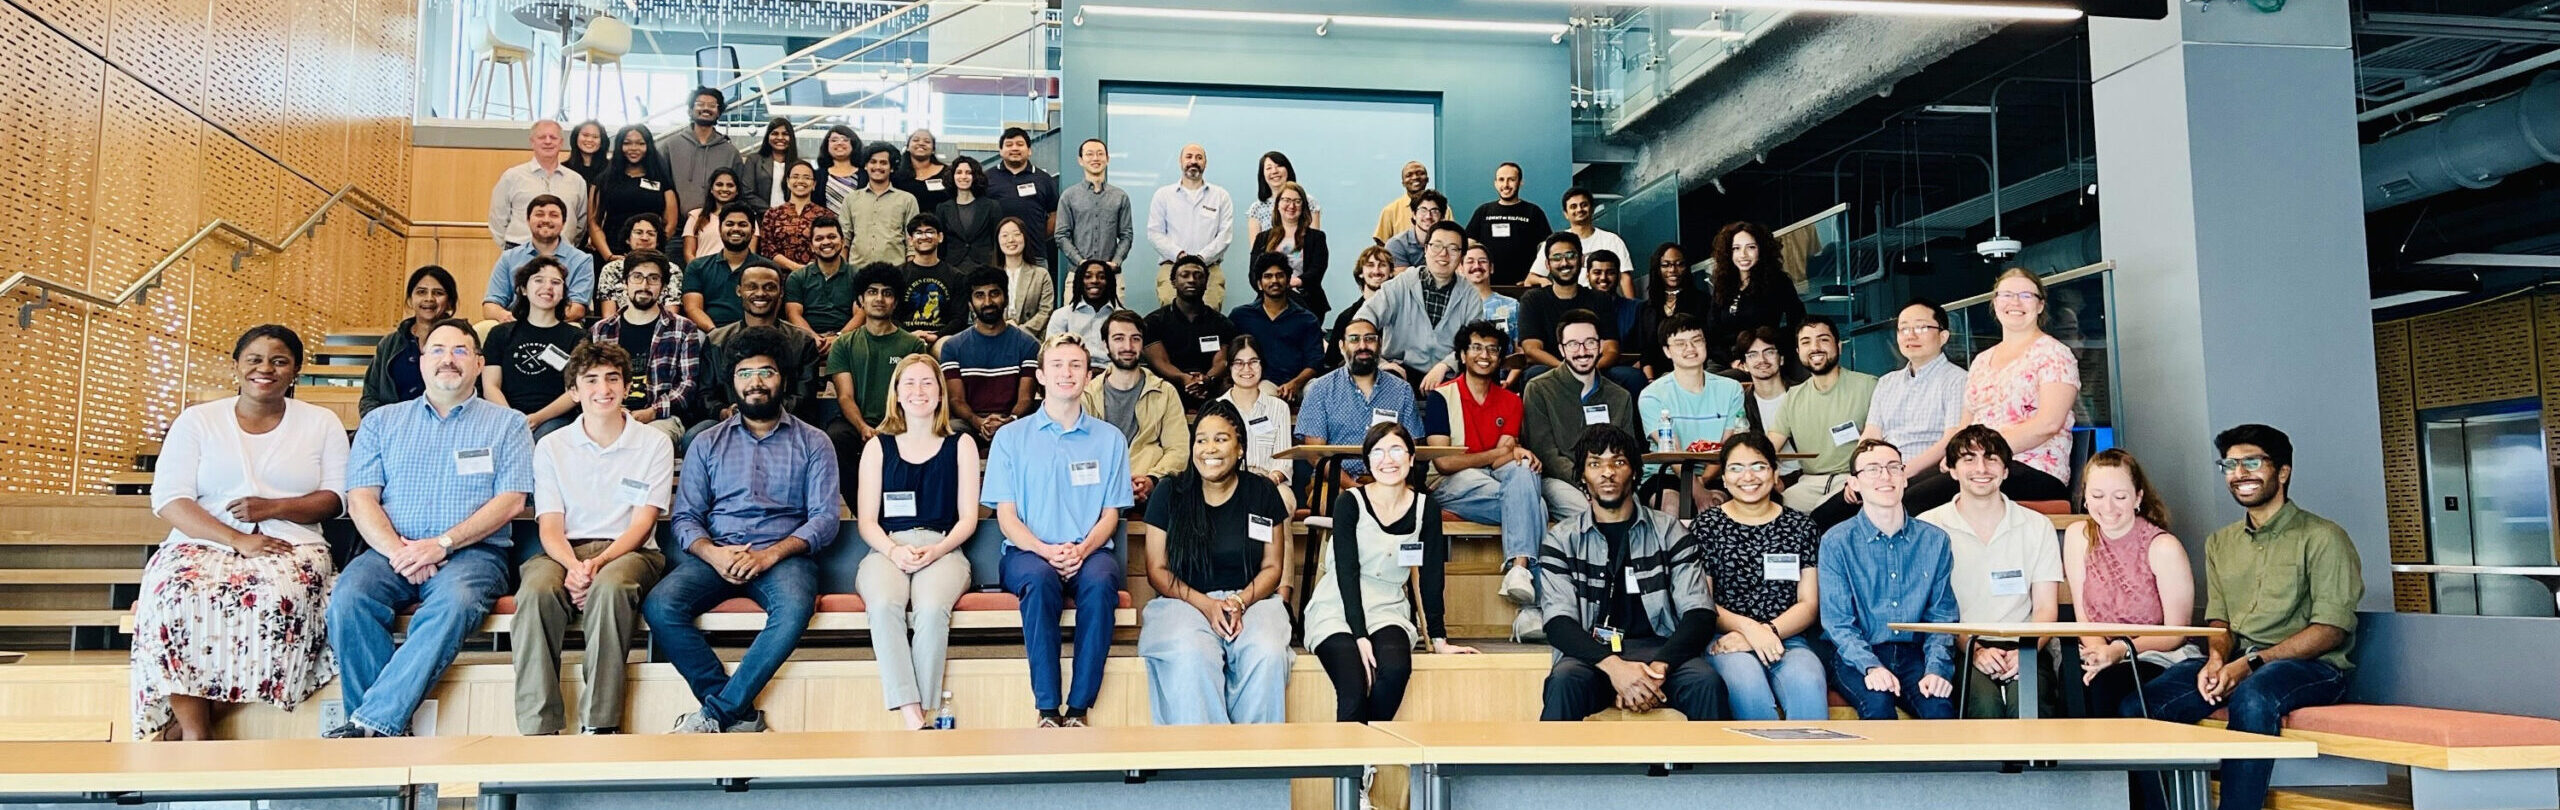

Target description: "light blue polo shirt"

left=982, top=407, right=1135, bottom=547
left=347, top=396, right=535, bottom=545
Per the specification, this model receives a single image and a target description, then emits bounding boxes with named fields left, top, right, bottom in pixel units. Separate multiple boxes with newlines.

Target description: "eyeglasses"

left=1560, top=338, right=1602, bottom=352
left=910, top=229, right=941, bottom=238
left=1726, top=461, right=1771, bottom=474
left=423, top=346, right=476, bottom=359
left=1855, top=461, right=1908, bottom=479
left=1994, top=291, right=2045, bottom=304
left=1462, top=343, right=1506, bottom=355
left=1342, top=334, right=1381, bottom=346
left=1368, top=445, right=1412, bottom=460
left=1229, top=357, right=1262, bottom=368
left=2216, top=456, right=2273, bottom=474
left=733, top=367, right=782, bottom=381
left=1426, top=243, right=1462, bottom=254
left=1743, top=348, right=1784, bottom=361
left=1665, top=336, right=1707, bottom=351
left=1896, top=324, right=1945, bottom=336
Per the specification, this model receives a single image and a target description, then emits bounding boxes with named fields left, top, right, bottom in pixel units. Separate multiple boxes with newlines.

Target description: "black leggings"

left=1313, top=627, right=1414, bottom=723
left=1814, top=460, right=2072, bottom=529
left=2084, top=658, right=2167, bottom=718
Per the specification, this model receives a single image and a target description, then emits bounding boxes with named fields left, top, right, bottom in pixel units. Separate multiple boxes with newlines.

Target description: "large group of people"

left=128, top=94, right=2363, bottom=810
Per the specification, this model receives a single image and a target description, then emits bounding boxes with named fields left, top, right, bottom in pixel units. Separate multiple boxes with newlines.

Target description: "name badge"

left=1248, top=514, right=1275, bottom=543
left=638, top=178, right=661, bottom=191
left=1827, top=420, right=1859, bottom=445
left=1069, top=460, right=1102, bottom=487
left=538, top=344, right=572, bottom=370
left=1763, top=552, right=1801, bottom=581
left=1582, top=404, right=1611, bottom=425
left=616, top=477, right=651, bottom=506
left=1593, top=624, right=1624, bottom=653
left=1247, top=415, right=1276, bottom=436
left=925, top=178, right=946, bottom=192
left=1397, top=540, right=1425, bottom=567
left=455, top=448, right=494, bottom=476
left=1625, top=569, right=1642, bottom=593
left=1491, top=222, right=1513, bottom=238
left=1196, top=335, right=1221, bottom=354
left=1016, top=182, right=1038, bottom=198
left=1990, top=568, right=2028, bottom=597
left=884, top=491, right=918, bottom=518
left=1371, top=408, right=1398, bottom=426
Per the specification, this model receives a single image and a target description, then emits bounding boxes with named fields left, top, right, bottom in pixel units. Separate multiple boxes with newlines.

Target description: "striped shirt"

left=937, top=325, right=1041, bottom=417
left=1868, top=354, right=1968, bottom=457
left=347, top=397, right=535, bottom=545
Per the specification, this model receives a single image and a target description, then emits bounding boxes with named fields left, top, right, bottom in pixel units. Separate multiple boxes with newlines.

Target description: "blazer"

left=1252, top=226, right=1332, bottom=319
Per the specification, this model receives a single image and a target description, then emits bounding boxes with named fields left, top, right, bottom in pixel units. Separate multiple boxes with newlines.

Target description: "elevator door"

left=2422, top=403, right=2556, bottom=617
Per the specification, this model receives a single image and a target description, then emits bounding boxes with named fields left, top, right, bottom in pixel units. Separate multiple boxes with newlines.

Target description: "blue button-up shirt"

left=1295, top=366, right=1422, bottom=479
left=1229, top=300, right=1325, bottom=387
left=1818, top=510, right=1960, bottom=678
left=486, top=242, right=598, bottom=310
left=673, top=414, right=841, bottom=551
left=347, top=397, right=535, bottom=545
left=982, top=408, right=1134, bottom=547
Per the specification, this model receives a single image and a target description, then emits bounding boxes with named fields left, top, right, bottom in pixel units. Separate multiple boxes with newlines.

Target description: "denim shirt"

left=1817, top=509, right=1959, bottom=678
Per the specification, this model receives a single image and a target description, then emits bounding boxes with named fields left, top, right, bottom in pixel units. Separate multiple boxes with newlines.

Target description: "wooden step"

left=0, top=720, right=111, bottom=741
left=0, top=528, right=162, bottom=547
left=104, top=472, right=150, bottom=490
left=135, top=441, right=160, bottom=458
left=0, top=568, right=143, bottom=585
left=329, top=329, right=389, bottom=344
left=312, top=344, right=376, bottom=359
left=300, top=365, right=366, bottom=379
left=0, top=610, right=130, bottom=628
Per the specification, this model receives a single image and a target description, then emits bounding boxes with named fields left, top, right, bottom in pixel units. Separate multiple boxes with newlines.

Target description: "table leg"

left=478, top=792, right=518, bottom=810
left=1333, top=774, right=1360, bottom=810
left=2056, top=636, right=2085, bottom=717
left=1414, top=764, right=1448, bottom=810
left=554, top=13, right=574, bottom=119
left=2015, top=642, right=2041, bottom=720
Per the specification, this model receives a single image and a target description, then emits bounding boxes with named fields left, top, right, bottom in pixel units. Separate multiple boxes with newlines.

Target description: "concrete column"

left=2091, top=4, right=2391, bottom=609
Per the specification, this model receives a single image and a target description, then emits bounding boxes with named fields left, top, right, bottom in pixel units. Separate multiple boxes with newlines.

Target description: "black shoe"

left=579, top=726, right=621, bottom=735
left=320, top=721, right=379, bottom=739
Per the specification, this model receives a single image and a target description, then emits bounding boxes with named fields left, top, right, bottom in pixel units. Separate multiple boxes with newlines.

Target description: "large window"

left=2422, top=400, right=2557, bottom=617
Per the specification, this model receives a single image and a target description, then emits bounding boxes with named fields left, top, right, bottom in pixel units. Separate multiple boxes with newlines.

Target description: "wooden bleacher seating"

left=2209, top=705, right=2560, bottom=809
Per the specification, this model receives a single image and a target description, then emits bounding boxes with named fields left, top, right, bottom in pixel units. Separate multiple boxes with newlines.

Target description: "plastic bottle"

left=1655, top=410, right=1676, bottom=452
left=934, top=691, right=957, bottom=730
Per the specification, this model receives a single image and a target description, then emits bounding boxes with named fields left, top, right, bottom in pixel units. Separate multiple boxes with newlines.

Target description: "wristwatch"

left=432, top=535, right=453, bottom=550
left=2242, top=652, right=2264, bottom=669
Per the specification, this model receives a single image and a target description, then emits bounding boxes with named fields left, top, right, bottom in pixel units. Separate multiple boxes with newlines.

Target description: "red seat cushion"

left=493, top=596, right=516, bottom=615
left=2279, top=704, right=2560, bottom=748
left=2018, top=500, right=2073, bottom=515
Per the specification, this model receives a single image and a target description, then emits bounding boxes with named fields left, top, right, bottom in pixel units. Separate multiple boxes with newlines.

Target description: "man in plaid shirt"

left=589, top=250, right=703, bottom=440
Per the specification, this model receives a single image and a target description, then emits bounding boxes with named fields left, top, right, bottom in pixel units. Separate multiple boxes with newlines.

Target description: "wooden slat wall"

left=0, top=0, right=415, bottom=493
left=408, top=145, right=539, bottom=304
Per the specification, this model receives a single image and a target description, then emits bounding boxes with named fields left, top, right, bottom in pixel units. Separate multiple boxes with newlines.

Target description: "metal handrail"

left=1, top=184, right=413, bottom=327
left=645, top=0, right=1043, bottom=130
left=792, top=19, right=1048, bottom=131
left=730, top=1, right=1031, bottom=119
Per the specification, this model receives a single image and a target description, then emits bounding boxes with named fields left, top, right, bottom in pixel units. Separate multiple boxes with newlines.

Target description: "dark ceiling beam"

left=2359, top=12, right=2560, bottom=44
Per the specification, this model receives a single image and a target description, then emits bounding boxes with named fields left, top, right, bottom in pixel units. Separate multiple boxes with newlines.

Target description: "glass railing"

left=1940, top=263, right=2120, bottom=451
left=1582, top=6, right=1791, bottom=129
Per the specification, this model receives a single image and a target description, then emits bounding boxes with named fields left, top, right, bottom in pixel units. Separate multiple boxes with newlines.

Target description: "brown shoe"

left=1060, top=715, right=1088, bottom=728
left=1036, top=715, right=1062, bottom=728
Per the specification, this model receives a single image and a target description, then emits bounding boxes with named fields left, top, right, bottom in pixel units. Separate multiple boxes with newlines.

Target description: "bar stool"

left=469, top=23, right=535, bottom=119
left=570, top=16, right=632, bottom=121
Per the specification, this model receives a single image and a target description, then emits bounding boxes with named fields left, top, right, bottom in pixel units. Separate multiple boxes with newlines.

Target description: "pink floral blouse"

left=1965, top=334, right=2079, bottom=479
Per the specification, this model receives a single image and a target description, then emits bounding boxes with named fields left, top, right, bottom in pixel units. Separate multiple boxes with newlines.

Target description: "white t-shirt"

left=1218, top=385, right=1295, bottom=485
left=1532, top=227, right=1632, bottom=285
left=151, top=398, right=350, bottom=548
left=534, top=415, right=676, bottom=540
left=1756, top=390, right=1801, bottom=476
left=1922, top=497, right=2067, bottom=625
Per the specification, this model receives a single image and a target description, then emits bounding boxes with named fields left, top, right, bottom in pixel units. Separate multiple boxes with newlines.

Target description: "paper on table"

left=1727, top=727, right=1863, bottom=741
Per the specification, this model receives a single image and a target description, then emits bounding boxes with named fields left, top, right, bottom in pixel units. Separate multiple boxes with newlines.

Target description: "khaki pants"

left=855, top=529, right=973, bottom=710
left=511, top=541, right=666, bottom=734
left=1142, top=260, right=1225, bottom=308
left=1781, top=473, right=1850, bottom=513
left=638, top=415, right=683, bottom=441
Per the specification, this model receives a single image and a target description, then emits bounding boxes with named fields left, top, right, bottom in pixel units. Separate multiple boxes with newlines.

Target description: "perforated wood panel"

left=105, top=0, right=208, bottom=111
left=2372, top=321, right=2427, bottom=613
left=19, top=0, right=108, bottom=51
left=0, top=9, right=102, bottom=284
left=205, top=0, right=291, bottom=157
left=91, top=72, right=202, bottom=294
left=2411, top=298, right=2538, bottom=409
left=0, top=286, right=86, bottom=492
left=2540, top=297, right=2560, bottom=486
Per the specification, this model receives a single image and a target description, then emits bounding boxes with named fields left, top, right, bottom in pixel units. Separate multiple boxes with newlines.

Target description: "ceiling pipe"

left=2363, top=70, right=2560, bottom=211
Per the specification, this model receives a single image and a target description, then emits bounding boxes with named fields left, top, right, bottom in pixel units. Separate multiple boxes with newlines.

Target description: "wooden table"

left=2392, top=564, right=2560, bottom=613
left=418, top=723, right=1418, bottom=810
left=0, top=735, right=476, bottom=806
left=1379, top=719, right=2312, bottom=810
left=1887, top=622, right=2226, bottom=719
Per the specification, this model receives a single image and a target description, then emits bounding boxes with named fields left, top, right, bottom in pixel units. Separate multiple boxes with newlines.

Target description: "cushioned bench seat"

left=2210, top=704, right=2560, bottom=810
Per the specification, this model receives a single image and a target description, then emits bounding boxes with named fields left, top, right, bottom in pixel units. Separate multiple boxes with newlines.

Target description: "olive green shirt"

left=785, top=261, right=860, bottom=335
left=823, top=326, right=926, bottom=428
left=1771, top=370, right=1879, bottom=475
left=2202, top=501, right=2363, bottom=671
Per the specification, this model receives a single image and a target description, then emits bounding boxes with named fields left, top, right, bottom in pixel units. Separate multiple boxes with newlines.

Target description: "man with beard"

left=1143, top=144, right=1233, bottom=306
left=1051, top=259, right=1124, bottom=353
left=1142, top=254, right=1237, bottom=409
left=1544, top=188, right=1631, bottom=298
left=939, top=267, right=1041, bottom=441
left=1535, top=425, right=1725, bottom=721
left=1228, top=252, right=1323, bottom=400
left=680, top=204, right=771, bottom=331
left=484, top=194, right=596, bottom=323
left=1372, top=161, right=1431, bottom=244
left=657, top=87, right=743, bottom=217
left=1518, top=232, right=1643, bottom=393
left=1523, top=310, right=1640, bottom=519
left=783, top=216, right=859, bottom=342
left=1359, top=221, right=1482, bottom=384
left=1466, top=162, right=1552, bottom=285
left=325, top=318, right=533, bottom=737
left=986, top=332, right=1134, bottom=727
left=1081, top=311, right=1188, bottom=504
left=1294, top=317, right=1421, bottom=485
left=1765, top=316, right=1878, bottom=512
left=1819, top=439, right=1959, bottom=720
left=2132, top=425, right=2360, bottom=810
left=690, top=266, right=824, bottom=451
left=1425, top=320, right=1549, bottom=641
left=589, top=250, right=703, bottom=440
left=821, top=264, right=926, bottom=475
left=646, top=329, right=841, bottom=734
left=898, top=214, right=966, bottom=343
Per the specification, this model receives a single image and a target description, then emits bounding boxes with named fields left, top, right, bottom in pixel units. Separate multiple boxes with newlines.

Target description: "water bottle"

left=1655, top=410, right=1676, bottom=452
left=934, top=691, right=957, bottom=730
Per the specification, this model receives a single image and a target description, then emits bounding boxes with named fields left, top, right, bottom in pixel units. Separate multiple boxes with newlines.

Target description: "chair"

left=694, top=45, right=765, bottom=123
left=570, top=16, right=633, bottom=121
left=469, top=23, right=535, bottom=120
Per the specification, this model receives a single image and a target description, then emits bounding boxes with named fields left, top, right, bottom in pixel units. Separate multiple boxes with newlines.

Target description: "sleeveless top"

left=876, top=433, right=964, bottom=534
left=2080, top=518, right=2166, bottom=625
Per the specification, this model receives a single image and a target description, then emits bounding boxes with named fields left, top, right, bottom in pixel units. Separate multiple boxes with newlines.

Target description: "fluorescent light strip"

left=1078, top=4, right=1569, bottom=36
left=1668, top=27, right=1747, bottom=39
left=1496, top=0, right=2078, bottom=21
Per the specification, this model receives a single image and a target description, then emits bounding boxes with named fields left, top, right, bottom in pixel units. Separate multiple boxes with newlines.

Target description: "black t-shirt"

left=594, top=170, right=670, bottom=256
left=1144, top=474, right=1285, bottom=593
left=484, top=320, right=586, bottom=416
left=1466, top=199, right=1553, bottom=286
left=1142, top=302, right=1240, bottom=375
left=1596, top=517, right=1658, bottom=641
left=614, top=320, right=656, bottom=411
left=899, top=260, right=967, bottom=336
left=1517, top=286, right=1626, bottom=353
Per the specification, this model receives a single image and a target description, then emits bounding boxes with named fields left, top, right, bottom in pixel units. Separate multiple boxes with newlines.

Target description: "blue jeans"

left=640, top=550, right=817, bottom=726
left=1434, top=463, right=1547, bottom=562
left=2129, top=657, right=2351, bottom=810
left=1137, top=592, right=1292, bottom=725
left=1712, top=635, right=1829, bottom=720
left=328, top=544, right=509, bottom=734
left=1002, top=546, right=1122, bottom=712
left=1830, top=641, right=1957, bottom=719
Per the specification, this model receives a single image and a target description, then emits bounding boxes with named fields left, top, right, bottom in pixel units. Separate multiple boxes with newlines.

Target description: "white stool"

left=469, top=24, right=534, bottom=119
left=570, top=16, right=632, bottom=121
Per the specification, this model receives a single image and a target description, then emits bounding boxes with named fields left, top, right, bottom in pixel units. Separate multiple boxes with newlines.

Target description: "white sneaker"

left=1359, top=764, right=1377, bottom=810
left=1499, top=564, right=1534, bottom=605
left=669, top=711, right=722, bottom=734
left=1512, top=606, right=1546, bottom=643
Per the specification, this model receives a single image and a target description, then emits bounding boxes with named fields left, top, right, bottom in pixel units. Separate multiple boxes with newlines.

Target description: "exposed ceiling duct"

left=2363, top=70, right=2560, bottom=210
